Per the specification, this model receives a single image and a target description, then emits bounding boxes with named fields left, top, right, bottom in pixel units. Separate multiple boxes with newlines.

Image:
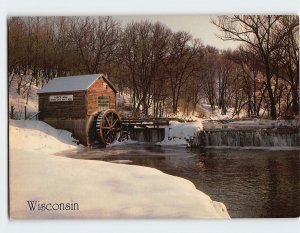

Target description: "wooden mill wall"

left=86, top=78, right=116, bottom=115
left=38, top=91, right=87, bottom=120
left=38, top=77, right=117, bottom=145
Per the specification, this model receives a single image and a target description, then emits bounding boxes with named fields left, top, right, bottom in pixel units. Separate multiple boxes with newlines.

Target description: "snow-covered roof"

left=37, top=74, right=117, bottom=94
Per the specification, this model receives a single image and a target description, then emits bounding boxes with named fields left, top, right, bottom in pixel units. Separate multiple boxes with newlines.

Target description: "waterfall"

left=192, top=120, right=300, bottom=148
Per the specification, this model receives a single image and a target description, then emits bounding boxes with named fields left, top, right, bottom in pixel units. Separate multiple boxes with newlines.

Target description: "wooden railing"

left=28, top=111, right=41, bottom=120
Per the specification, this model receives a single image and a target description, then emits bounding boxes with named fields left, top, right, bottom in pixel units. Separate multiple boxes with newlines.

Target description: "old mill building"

left=37, top=74, right=121, bottom=146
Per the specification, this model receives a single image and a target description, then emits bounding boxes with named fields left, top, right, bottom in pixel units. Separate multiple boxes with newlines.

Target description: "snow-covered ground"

left=227, top=119, right=299, bottom=128
left=9, top=120, right=229, bottom=219
left=202, top=118, right=300, bottom=130
left=200, top=104, right=244, bottom=120
left=156, top=121, right=203, bottom=146
left=10, top=120, right=78, bottom=153
left=9, top=77, right=39, bottom=119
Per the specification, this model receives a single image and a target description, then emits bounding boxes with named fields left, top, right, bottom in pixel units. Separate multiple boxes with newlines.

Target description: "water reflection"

left=56, top=145, right=300, bottom=218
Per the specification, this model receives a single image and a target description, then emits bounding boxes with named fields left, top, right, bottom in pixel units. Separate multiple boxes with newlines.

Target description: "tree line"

left=8, top=16, right=299, bottom=119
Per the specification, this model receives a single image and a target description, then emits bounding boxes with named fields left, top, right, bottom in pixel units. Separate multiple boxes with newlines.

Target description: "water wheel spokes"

left=96, top=109, right=122, bottom=145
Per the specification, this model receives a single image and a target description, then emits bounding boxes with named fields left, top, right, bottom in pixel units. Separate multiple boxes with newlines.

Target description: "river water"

left=57, top=145, right=300, bottom=218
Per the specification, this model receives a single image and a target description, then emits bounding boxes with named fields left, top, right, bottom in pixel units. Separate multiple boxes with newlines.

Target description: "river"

left=56, top=144, right=300, bottom=218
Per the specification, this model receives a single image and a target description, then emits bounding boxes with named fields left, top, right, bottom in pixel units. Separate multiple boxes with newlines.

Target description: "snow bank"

left=9, top=120, right=229, bottom=219
left=9, top=120, right=78, bottom=154
left=157, top=121, right=203, bottom=147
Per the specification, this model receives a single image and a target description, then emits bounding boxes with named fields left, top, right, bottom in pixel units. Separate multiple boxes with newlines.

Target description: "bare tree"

left=164, top=32, right=202, bottom=114
left=229, top=45, right=267, bottom=117
left=120, top=21, right=171, bottom=116
left=212, top=15, right=298, bottom=119
left=276, top=16, right=299, bottom=116
left=69, top=17, right=121, bottom=74
left=201, top=47, right=219, bottom=110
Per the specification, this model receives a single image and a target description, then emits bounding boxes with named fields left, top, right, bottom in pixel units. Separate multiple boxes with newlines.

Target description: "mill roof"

left=37, top=74, right=118, bottom=94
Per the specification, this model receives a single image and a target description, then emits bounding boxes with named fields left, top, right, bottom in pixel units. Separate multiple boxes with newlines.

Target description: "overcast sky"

left=112, top=15, right=241, bottom=50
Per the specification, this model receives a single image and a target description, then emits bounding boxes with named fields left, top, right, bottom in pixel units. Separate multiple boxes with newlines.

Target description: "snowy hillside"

left=9, top=77, right=39, bottom=119
left=200, top=104, right=245, bottom=120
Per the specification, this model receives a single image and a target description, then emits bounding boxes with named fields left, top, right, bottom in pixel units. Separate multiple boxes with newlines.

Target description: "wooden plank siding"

left=43, top=118, right=88, bottom=144
left=86, top=78, right=116, bottom=115
left=38, top=91, right=87, bottom=120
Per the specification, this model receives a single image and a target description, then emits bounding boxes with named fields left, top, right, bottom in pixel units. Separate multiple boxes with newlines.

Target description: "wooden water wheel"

left=95, top=109, right=122, bottom=145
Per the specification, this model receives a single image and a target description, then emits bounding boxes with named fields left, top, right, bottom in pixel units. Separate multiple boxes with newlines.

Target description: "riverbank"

left=9, top=120, right=230, bottom=219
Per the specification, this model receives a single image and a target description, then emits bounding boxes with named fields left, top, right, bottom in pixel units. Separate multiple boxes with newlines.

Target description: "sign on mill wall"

left=49, top=95, right=74, bottom=102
